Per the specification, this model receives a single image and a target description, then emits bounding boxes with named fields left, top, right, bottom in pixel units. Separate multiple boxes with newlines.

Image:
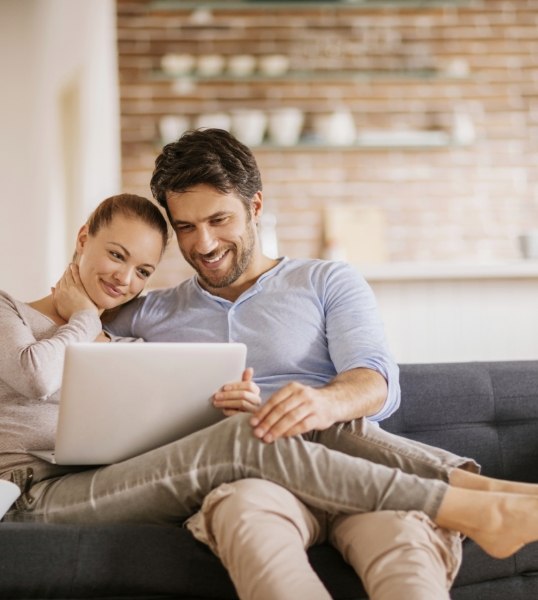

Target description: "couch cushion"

left=0, top=523, right=235, bottom=599
left=385, top=361, right=538, bottom=482
left=2, top=521, right=538, bottom=599
left=0, top=522, right=368, bottom=599
left=383, top=361, right=538, bottom=589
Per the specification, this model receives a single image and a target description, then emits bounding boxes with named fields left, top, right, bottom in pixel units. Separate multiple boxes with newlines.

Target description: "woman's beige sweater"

left=0, top=291, right=101, bottom=478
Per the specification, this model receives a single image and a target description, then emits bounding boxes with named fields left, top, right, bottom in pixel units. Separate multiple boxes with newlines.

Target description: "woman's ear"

left=75, top=225, right=89, bottom=259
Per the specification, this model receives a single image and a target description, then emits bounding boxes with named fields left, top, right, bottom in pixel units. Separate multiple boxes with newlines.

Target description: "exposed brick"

left=117, top=0, right=538, bottom=286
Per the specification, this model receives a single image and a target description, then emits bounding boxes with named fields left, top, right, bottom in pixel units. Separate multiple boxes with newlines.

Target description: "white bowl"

left=0, top=479, right=20, bottom=519
left=160, top=53, right=195, bottom=76
left=197, top=54, right=225, bottom=77
left=259, top=54, right=290, bottom=77
left=227, top=55, right=257, bottom=77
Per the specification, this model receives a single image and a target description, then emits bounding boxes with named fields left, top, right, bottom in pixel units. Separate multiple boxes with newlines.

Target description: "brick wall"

left=117, top=0, right=538, bottom=288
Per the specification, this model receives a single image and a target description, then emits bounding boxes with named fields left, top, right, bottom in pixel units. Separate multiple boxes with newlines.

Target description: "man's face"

left=166, top=184, right=261, bottom=294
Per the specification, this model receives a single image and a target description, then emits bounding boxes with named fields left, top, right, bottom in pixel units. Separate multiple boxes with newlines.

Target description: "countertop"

left=358, top=260, right=538, bottom=282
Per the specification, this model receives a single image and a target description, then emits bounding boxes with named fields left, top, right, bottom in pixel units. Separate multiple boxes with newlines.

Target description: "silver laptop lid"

left=53, top=342, right=247, bottom=465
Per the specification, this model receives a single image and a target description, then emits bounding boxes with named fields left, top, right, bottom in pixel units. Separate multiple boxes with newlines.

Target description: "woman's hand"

left=213, top=367, right=262, bottom=416
left=52, top=263, right=98, bottom=322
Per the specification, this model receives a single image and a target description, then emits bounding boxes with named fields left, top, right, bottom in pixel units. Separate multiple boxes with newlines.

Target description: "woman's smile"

left=99, top=279, right=124, bottom=299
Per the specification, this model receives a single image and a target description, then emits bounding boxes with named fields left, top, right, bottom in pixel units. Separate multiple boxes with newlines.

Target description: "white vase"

left=194, top=112, right=231, bottom=131
left=159, top=115, right=190, bottom=144
left=314, top=110, right=356, bottom=146
left=267, top=108, right=304, bottom=146
left=230, top=109, right=267, bottom=146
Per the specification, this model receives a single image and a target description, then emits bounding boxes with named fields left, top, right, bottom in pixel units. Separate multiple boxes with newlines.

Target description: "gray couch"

left=1, top=361, right=538, bottom=599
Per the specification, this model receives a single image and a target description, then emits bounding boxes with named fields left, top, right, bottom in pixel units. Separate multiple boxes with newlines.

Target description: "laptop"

left=30, top=342, right=247, bottom=465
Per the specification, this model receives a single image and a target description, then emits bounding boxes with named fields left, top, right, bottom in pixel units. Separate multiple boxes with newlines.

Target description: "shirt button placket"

left=228, top=306, right=235, bottom=343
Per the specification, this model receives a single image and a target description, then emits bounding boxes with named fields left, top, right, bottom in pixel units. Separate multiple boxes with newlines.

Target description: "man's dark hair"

left=150, top=128, right=263, bottom=220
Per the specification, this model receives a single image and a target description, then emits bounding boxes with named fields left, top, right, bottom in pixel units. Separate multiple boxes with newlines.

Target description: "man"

left=107, top=128, right=462, bottom=599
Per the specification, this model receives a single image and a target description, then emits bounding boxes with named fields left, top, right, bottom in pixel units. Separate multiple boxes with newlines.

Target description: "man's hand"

left=52, top=263, right=98, bottom=321
left=250, top=368, right=388, bottom=443
left=213, top=367, right=262, bottom=417
left=250, top=382, right=336, bottom=443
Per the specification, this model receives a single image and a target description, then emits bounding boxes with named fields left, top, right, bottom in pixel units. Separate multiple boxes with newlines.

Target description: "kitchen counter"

left=359, top=260, right=538, bottom=282
left=354, top=260, right=538, bottom=363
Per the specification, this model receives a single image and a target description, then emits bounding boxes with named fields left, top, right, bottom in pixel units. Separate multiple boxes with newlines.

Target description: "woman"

left=0, top=193, right=168, bottom=481
left=1, top=194, right=538, bottom=582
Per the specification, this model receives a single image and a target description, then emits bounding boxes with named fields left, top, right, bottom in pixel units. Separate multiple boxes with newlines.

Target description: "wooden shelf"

left=254, top=140, right=457, bottom=151
left=156, top=134, right=467, bottom=151
left=150, top=1, right=468, bottom=11
left=151, top=68, right=468, bottom=82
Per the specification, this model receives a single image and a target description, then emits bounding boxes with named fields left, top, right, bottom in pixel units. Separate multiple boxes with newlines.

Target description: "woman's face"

left=76, top=214, right=163, bottom=311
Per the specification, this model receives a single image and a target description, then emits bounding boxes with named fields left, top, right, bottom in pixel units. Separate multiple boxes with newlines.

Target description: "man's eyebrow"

left=172, top=211, right=231, bottom=227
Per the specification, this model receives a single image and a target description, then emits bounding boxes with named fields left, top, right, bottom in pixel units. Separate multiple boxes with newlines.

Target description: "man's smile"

left=197, top=248, right=231, bottom=270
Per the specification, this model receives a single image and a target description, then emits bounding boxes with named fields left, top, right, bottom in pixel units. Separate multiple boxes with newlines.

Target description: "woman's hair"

left=150, top=128, right=263, bottom=220
left=86, top=193, right=169, bottom=255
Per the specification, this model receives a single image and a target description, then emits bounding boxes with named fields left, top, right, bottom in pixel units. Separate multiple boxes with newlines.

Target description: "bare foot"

left=450, top=468, right=538, bottom=497
left=436, top=489, right=538, bottom=559
left=469, top=494, right=538, bottom=558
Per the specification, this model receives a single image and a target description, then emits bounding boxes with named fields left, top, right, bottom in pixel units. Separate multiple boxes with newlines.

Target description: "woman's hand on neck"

left=52, top=263, right=100, bottom=322
left=29, top=263, right=100, bottom=325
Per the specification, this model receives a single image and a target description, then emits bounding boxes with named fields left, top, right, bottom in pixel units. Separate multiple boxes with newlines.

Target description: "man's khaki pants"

left=187, top=479, right=462, bottom=600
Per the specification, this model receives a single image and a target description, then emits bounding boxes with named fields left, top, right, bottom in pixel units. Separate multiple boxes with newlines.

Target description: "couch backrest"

left=382, top=361, right=538, bottom=482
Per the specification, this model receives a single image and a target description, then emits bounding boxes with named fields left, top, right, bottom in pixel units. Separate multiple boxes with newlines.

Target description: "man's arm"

left=249, top=262, right=399, bottom=443
left=250, top=367, right=388, bottom=444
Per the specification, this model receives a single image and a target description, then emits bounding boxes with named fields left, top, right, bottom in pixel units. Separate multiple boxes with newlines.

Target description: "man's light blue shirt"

left=107, top=257, right=400, bottom=421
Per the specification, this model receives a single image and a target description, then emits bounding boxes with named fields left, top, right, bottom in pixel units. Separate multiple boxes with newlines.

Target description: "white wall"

left=0, top=0, right=121, bottom=300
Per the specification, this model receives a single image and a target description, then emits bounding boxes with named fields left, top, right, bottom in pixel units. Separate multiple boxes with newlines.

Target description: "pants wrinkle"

left=4, top=414, right=471, bottom=524
left=188, top=480, right=461, bottom=600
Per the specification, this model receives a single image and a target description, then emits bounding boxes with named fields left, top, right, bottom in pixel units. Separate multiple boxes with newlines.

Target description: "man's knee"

left=330, top=510, right=462, bottom=589
left=188, top=480, right=321, bottom=553
left=212, top=479, right=318, bottom=536
left=212, top=479, right=302, bottom=515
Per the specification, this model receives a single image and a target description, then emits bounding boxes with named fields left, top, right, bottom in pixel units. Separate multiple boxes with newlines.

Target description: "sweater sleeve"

left=323, top=263, right=401, bottom=421
left=0, top=293, right=102, bottom=400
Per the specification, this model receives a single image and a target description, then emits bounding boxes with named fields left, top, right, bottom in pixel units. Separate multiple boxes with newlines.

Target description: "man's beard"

left=186, top=226, right=256, bottom=290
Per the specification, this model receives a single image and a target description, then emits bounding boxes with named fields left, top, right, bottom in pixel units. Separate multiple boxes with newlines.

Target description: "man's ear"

left=75, top=225, right=90, bottom=259
left=251, top=191, right=263, bottom=223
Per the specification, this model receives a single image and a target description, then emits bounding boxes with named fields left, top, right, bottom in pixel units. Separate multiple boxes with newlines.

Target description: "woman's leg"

left=435, top=485, right=538, bottom=558
left=186, top=479, right=331, bottom=600
left=330, top=511, right=461, bottom=600
left=316, top=418, right=538, bottom=517
left=313, top=419, right=479, bottom=480
left=7, top=414, right=448, bottom=524
left=449, top=467, right=538, bottom=495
